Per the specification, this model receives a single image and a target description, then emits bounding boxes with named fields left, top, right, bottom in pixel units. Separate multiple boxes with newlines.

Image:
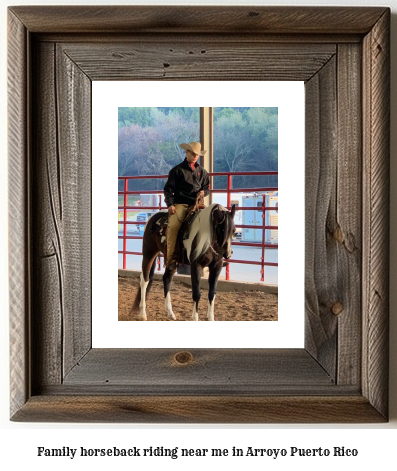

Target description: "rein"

left=176, top=193, right=205, bottom=222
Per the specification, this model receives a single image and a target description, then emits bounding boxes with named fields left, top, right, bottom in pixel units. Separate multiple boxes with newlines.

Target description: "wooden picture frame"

left=8, top=6, right=390, bottom=423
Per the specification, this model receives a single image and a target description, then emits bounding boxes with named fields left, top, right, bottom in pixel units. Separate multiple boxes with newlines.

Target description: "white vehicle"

left=241, top=193, right=278, bottom=243
left=265, top=193, right=278, bottom=245
left=211, top=194, right=242, bottom=239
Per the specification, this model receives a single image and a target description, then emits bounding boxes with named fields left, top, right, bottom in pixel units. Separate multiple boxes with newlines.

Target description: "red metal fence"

left=118, top=171, right=278, bottom=282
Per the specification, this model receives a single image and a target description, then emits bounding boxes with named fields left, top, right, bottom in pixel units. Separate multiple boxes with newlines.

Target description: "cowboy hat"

left=180, top=141, right=207, bottom=156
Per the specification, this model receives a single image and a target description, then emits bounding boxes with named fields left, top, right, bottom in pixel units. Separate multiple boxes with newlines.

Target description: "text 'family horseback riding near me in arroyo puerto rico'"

left=35, top=445, right=359, bottom=460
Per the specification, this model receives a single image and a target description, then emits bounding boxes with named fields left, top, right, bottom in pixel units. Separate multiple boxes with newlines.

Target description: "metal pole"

left=200, top=107, right=213, bottom=206
left=226, top=174, right=232, bottom=281
left=227, top=174, right=232, bottom=208
left=157, top=194, right=162, bottom=272
left=261, top=193, right=266, bottom=282
left=123, top=179, right=128, bottom=269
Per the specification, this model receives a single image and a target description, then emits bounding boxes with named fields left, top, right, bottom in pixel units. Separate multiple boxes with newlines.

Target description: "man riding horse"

left=130, top=141, right=235, bottom=320
left=164, top=141, right=210, bottom=271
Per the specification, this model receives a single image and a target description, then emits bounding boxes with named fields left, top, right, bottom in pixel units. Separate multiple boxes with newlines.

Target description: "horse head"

left=212, top=204, right=236, bottom=260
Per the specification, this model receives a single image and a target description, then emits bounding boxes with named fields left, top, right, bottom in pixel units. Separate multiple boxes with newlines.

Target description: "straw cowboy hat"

left=180, top=141, right=207, bottom=156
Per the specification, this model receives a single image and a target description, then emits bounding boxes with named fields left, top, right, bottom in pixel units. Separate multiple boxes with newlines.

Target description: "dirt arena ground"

left=118, top=276, right=278, bottom=321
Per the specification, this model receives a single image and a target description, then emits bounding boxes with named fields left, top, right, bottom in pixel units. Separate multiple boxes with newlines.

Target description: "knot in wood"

left=174, top=351, right=194, bottom=365
left=333, top=225, right=344, bottom=244
left=331, top=302, right=344, bottom=316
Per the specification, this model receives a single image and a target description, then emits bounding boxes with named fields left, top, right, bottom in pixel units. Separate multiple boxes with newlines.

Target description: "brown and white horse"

left=129, top=203, right=236, bottom=321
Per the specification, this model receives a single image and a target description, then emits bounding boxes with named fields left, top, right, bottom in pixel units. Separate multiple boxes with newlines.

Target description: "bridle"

left=210, top=207, right=231, bottom=258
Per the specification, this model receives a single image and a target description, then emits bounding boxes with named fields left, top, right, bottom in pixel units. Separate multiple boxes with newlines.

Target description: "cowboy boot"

left=166, top=250, right=178, bottom=271
left=166, top=259, right=178, bottom=271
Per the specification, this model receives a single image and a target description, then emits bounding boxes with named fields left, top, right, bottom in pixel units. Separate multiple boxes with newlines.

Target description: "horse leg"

left=191, top=262, right=202, bottom=321
left=207, top=261, right=223, bottom=321
left=163, top=266, right=177, bottom=320
left=137, top=255, right=157, bottom=321
left=138, top=272, right=149, bottom=321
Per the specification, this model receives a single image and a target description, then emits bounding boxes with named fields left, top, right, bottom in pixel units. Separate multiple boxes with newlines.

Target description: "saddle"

left=152, top=201, right=204, bottom=266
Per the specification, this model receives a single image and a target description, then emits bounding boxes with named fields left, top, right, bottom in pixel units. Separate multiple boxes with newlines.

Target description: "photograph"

left=91, top=80, right=304, bottom=349
left=117, top=106, right=279, bottom=322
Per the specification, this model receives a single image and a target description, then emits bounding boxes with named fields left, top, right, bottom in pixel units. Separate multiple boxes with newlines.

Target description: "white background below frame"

left=92, top=81, right=304, bottom=348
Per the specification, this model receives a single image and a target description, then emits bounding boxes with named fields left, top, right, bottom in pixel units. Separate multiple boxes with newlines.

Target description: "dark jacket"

left=164, top=158, right=210, bottom=207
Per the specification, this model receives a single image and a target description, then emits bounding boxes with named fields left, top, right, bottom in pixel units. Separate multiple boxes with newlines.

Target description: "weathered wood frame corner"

left=8, top=6, right=390, bottom=423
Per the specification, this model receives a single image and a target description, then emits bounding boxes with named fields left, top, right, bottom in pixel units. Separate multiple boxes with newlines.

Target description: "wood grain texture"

left=304, top=56, right=338, bottom=377
left=32, top=42, right=63, bottom=388
left=9, top=6, right=387, bottom=34
left=362, top=10, right=390, bottom=419
left=59, top=42, right=335, bottom=82
left=336, top=44, right=362, bottom=386
left=34, top=33, right=363, bottom=45
left=11, top=396, right=385, bottom=424
left=61, top=349, right=334, bottom=393
left=8, top=10, right=29, bottom=419
left=31, top=42, right=92, bottom=388
left=8, top=6, right=390, bottom=423
left=55, top=45, right=91, bottom=376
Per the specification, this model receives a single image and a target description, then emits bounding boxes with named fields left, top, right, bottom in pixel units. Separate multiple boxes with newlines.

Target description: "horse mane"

left=217, top=206, right=235, bottom=249
left=185, top=204, right=229, bottom=263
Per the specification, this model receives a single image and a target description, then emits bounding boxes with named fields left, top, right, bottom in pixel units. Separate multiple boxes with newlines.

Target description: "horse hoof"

left=167, top=312, right=176, bottom=320
left=138, top=316, right=147, bottom=321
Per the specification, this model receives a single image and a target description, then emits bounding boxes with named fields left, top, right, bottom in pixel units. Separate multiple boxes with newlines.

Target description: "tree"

left=150, top=108, right=199, bottom=168
left=118, top=107, right=153, bottom=129
left=118, top=106, right=278, bottom=191
left=213, top=107, right=278, bottom=189
left=118, top=124, right=162, bottom=176
left=118, top=107, right=200, bottom=190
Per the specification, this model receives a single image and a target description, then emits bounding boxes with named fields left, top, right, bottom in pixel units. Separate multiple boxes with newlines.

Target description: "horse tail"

left=130, top=287, right=142, bottom=314
left=129, top=258, right=157, bottom=314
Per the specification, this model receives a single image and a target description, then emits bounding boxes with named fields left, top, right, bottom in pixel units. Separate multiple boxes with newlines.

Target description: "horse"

left=129, top=203, right=236, bottom=321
